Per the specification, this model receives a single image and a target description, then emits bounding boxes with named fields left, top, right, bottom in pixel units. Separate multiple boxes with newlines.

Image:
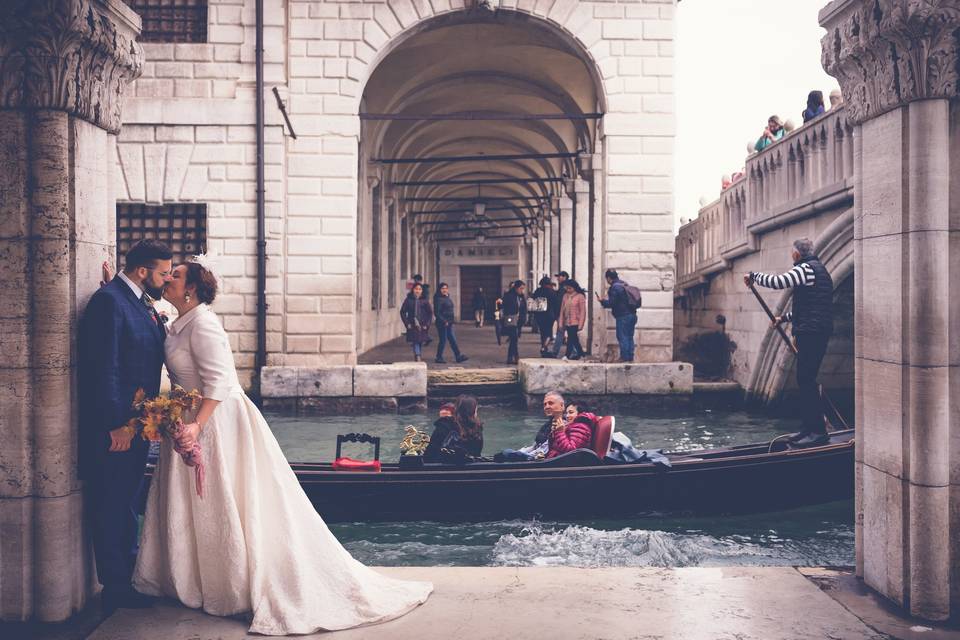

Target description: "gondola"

left=143, top=418, right=855, bottom=523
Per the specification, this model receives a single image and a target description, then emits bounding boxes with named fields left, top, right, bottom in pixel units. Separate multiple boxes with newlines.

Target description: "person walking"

left=501, top=280, right=527, bottom=365
left=471, top=287, right=487, bottom=328
left=558, top=279, right=587, bottom=360
left=745, top=237, right=834, bottom=447
left=598, top=269, right=640, bottom=362
left=531, top=276, right=558, bottom=356
left=399, top=283, right=432, bottom=362
left=434, top=283, right=468, bottom=364
left=550, top=271, right=569, bottom=357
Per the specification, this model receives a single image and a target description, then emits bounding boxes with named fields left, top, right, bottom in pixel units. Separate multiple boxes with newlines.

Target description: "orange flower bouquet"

left=124, top=385, right=206, bottom=498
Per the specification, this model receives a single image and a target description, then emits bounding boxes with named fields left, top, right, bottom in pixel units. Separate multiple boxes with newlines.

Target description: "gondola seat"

left=536, top=448, right=602, bottom=467
left=592, top=415, right=615, bottom=458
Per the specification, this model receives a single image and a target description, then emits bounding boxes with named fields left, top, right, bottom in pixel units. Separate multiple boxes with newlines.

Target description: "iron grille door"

left=116, top=203, right=208, bottom=265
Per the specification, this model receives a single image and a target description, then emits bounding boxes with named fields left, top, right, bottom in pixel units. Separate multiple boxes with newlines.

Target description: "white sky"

left=674, top=0, right=840, bottom=225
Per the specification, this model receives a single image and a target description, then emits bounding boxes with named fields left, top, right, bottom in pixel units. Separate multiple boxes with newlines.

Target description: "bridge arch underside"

left=355, top=11, right=603, bottom=353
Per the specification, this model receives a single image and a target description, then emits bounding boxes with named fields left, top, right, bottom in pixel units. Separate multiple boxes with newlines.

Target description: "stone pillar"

left=0, top=0, right=142, bottom=622
left=820, top=0, right=960, bottom=621
left=558, top=196, right=574, bottom=274
left=549, top=215, right=560, bottom=275
left=571, top=177, right=591, bottom=284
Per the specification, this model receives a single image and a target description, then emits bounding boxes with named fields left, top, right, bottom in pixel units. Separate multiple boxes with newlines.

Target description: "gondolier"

left=745, top=237, right=833, bottom=447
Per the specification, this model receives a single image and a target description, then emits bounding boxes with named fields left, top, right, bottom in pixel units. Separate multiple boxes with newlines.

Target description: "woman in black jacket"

left=501, top=280, right=527, bottom=365
left=399, top=283, right=432, bottom=362
left=423, top=396, right=483, bottom=463
left=530, top=276, right=558, bottom=356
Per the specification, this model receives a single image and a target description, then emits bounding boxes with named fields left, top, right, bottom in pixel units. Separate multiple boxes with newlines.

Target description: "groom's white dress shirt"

left=117, top=271, right=144, bottom=300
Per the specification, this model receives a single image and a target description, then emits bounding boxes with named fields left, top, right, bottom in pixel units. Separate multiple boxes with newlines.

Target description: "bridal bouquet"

left=124, top=386, right=206, bottom=498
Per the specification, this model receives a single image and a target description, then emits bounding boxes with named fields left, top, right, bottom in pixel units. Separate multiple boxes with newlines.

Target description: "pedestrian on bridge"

left=744, top=238, right=833, bottom=447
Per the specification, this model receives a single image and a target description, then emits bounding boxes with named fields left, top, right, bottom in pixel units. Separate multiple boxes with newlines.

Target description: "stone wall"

left=118, top=0, right=678, bottom=380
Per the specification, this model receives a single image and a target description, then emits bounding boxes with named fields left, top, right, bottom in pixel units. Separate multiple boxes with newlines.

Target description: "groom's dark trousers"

left=78, top=277, right=165, bottom=591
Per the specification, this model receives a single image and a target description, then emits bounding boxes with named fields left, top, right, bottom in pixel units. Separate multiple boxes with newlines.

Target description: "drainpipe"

left=254, top=0, right=267, bottom=398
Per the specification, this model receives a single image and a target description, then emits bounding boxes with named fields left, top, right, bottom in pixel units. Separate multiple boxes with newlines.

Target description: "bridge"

left=673, top=104, right=855, bottom=406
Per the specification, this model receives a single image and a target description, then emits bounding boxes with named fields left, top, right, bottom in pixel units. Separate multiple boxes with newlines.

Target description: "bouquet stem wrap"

left=126, top=386, right=206, bottom=498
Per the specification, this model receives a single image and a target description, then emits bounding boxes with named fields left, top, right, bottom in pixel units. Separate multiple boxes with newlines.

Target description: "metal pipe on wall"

left=254, top=0, right=267, bottom=398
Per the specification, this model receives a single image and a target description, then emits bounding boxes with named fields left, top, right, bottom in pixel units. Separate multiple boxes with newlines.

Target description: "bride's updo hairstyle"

left=184, top=261, right=218, bottom=304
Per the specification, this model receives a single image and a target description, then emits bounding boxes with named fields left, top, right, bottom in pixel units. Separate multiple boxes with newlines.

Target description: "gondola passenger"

left=423, top=396, right=484, bottom=463
left=422, top=403, right=456, bottom=463
left=546, top=412, right=596, bottom=459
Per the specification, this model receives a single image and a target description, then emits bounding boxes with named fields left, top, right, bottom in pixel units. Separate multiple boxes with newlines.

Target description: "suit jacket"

left=78, top=277, right=166, bottom=476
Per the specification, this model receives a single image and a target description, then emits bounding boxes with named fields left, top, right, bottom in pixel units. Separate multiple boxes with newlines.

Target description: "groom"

left=79, top=240, right=173, bottom=613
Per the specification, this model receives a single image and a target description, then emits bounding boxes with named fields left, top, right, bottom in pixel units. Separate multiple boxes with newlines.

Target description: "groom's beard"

left=145, top=283, right=166, bottom=299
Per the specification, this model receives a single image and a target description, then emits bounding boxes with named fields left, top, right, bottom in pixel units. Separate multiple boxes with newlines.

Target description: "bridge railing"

left=676, top=105, right=854, bottom=290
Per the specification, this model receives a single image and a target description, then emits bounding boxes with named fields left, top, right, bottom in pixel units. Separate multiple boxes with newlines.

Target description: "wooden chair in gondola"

left=332, top=433, right=382, bottom=472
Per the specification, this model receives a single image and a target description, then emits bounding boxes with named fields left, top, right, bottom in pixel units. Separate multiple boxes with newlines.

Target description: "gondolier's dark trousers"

left=795, top=332, right=830, bottom=434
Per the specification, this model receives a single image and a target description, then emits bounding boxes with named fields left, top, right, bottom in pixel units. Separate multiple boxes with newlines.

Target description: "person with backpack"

left=598, top=269, right=641, bottom=362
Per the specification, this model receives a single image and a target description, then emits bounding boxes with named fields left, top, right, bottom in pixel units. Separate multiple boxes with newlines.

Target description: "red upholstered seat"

left=332, top=457, right=382, bottom=472
left=592, top=415, right=615, bottom=458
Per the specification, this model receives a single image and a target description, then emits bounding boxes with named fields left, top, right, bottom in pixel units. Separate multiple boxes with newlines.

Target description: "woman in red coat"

left=546, top=412, right=596, bottom=458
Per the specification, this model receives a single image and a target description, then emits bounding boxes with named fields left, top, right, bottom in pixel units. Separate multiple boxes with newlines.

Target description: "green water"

left=265, top=407, right=855, bottom=568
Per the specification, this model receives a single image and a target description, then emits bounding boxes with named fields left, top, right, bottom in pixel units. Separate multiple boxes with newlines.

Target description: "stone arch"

left=355, top=3, right=610, bottom=115
left=353, top=4, right=612, bottom=354
left=747, top=207, right=855, bottom=405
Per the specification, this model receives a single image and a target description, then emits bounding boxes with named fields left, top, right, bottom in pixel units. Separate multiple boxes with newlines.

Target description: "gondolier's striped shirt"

left=749, top=263, right=815, bottom=322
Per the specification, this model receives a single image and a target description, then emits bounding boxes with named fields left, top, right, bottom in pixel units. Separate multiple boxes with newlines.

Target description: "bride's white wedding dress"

left=132, top=304, right=432, bottom=635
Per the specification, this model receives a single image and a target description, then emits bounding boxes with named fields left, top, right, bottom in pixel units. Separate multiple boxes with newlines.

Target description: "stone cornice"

left=820, top=0, right=960, bottom=125
left=0, top=0, right=143, bottom=134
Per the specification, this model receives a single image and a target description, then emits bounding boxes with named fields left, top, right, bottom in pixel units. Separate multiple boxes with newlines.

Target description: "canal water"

left=266, top=406, right=855, bottom=568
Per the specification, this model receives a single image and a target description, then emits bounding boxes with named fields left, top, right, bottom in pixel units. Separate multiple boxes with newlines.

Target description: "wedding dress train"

left=133, top=304, right=432, bottom=634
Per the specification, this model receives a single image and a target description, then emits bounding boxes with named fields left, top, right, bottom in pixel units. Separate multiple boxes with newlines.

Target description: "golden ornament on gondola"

left=400, top=425, right=430, bottom=456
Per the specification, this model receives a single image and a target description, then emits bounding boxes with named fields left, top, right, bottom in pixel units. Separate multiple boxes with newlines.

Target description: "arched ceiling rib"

left=361, top=13, right=601, bottom=242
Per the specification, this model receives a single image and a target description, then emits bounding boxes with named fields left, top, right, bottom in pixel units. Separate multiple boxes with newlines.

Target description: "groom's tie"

left=142, top=293, right=163, bottom=328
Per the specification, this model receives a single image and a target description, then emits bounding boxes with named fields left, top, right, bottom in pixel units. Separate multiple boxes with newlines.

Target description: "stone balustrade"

left=676, top=105, right=854, bottom=289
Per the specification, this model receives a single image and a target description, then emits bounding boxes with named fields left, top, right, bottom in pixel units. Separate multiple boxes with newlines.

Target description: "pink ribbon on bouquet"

left=170, top=422, right=205, bottom=498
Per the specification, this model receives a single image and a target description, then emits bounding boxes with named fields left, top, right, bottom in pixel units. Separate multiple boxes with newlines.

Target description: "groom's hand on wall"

left=108, top=426, right=134, bottom=452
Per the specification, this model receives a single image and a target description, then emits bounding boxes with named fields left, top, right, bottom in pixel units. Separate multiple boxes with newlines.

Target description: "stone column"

left=820, top=0, right=960, bottom=622
left=571, top=177, right=591, bottom=284
left=558, top=196, right=574, bottom=274
left=549, top=215, right=560, bottom=275
left=0, top=0, right=142, bottom=622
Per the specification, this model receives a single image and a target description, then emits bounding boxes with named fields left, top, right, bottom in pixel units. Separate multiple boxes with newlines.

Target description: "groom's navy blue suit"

left=79, top=276, right=165, bottom=591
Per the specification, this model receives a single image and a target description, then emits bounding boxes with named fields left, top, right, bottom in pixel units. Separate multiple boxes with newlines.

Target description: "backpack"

left=622, top=282, right=642, bottom=310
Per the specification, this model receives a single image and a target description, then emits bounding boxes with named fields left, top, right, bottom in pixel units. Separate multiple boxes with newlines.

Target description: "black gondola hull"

left=144, top=430, right=854, bottom=522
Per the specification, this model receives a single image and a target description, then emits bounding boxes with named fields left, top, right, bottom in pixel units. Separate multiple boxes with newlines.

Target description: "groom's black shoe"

left=102, top=586, right=154, bottom=616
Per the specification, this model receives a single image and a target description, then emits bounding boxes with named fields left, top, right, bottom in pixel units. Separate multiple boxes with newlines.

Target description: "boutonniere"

left=157, top=311, right=169, bottom=325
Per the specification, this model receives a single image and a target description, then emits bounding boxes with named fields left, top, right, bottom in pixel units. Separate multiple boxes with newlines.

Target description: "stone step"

left=427, top=367, right=518, bottom=388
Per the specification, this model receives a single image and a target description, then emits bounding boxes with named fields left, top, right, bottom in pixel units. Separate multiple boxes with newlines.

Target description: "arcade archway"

left=355, top=10, right=605, bottom=353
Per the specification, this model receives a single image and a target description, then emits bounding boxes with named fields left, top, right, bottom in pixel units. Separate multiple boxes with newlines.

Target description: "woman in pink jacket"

left=546, top=411, right=596, bottom=458
left=558, top=279, right=587, bottom=360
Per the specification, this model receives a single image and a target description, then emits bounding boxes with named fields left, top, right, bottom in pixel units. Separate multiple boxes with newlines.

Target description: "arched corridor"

left=355, top=10, right=605, bottom=354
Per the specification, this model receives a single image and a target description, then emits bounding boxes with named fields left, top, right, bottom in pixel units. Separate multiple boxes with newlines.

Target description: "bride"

left=120, top=257, right=431, bottom=634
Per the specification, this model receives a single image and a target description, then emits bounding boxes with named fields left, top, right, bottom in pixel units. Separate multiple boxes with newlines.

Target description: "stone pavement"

left=79, top=566, right=908, bottom=640
left=358, top=323, right=562, bottom=369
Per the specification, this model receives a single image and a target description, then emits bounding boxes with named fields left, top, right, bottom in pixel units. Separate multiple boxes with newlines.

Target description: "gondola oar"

left=748, top=283, right=848, bottom=430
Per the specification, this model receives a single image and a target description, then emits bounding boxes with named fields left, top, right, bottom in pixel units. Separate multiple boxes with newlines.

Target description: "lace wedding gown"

left=133, top=304, right=432, bottom=635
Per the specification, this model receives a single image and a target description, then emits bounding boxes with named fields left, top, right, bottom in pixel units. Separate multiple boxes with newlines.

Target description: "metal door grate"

left=129, top=0, right=208, bottom=43
left=117, top=203, right=207, bottom=265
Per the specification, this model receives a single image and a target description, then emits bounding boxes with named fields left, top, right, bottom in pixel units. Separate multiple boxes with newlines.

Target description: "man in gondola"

left=744, top=238, right=833, bottom=447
